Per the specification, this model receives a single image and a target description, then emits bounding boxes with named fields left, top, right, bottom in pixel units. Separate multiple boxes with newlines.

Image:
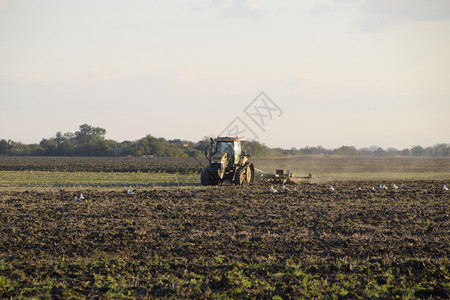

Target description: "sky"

left=0, top=0, right=449, bottom=149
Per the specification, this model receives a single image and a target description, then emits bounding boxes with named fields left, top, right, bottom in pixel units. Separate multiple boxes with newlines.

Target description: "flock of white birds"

left=269, top=184, right=449, bottom=194
left=72, top=184, right=448, bottom=201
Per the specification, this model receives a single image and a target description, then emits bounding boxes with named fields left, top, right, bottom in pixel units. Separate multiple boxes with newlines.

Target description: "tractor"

left=201, top=137, right=255, bottom=186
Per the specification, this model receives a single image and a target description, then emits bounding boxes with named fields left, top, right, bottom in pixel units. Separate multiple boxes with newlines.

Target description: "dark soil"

left=0, top=180, right=448, bottom=298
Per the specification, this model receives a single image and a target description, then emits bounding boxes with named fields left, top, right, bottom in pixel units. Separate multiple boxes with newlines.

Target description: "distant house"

left=168, top=139, right=183, bottom=145
left=169, top=139, right=189, bottom=147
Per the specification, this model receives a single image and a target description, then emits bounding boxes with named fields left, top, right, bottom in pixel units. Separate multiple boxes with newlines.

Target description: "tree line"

left=0, top=124, right=449, bottom=157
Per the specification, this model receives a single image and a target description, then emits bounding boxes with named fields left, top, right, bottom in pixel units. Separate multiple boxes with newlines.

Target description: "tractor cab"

left=214, top=138, right=242, bottom=166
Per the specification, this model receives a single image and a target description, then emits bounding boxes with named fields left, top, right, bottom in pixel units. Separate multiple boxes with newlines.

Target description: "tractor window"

left=235, top=142, right=241, bottom=157
left=217, top=142, right=233, bottom=155
left=217, top=142, right=234, bottom=162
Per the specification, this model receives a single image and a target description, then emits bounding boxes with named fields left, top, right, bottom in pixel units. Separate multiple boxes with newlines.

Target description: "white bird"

left=392, top=184, right=398, bottom=189
left=329, top=185, right=335, bottom=192
left=379, top=184, right=387, bottom=190
left=127, top=187, right=134, bottom=195
left=270, top=186, right=277, bottom=193
left=293, top=187, right=298, bottom=192
left=79, top=193, right=85, bottom=200
left=401, top=183, right=407, bottom=188
left=443, top=185, right=449, bottom=191
left=357, top=187, right=362, bottom=192
left=282, top=185, right=289, bottom=192
left=371, top=187, right=376, bottom=192
left=74, top=196, right=80, bottom=202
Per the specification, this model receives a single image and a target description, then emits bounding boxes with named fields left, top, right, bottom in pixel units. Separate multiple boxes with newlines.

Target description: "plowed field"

left=1, top=180, right=449, bottom=298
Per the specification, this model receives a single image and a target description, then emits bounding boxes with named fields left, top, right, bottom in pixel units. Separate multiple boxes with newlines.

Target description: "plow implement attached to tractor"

left=255, top=169, right=312, bottom=184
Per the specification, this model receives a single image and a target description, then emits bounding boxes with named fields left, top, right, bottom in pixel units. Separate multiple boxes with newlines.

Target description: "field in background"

left=0, top=171, right=199, bottom=190
left=0, top=156, right=449, bottom=189
left=0, top=156, right=204, bottom=173
left=253, top=156, right=450, bottom=182
left=0, top=156, right=203, bottom=190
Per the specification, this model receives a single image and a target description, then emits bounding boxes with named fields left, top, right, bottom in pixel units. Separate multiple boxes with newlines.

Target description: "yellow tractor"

left=201, top=137, right=255, bottom=186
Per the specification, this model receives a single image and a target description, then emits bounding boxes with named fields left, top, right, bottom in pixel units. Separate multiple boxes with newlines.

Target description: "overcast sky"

left=1, top=0, right=449, bottom=149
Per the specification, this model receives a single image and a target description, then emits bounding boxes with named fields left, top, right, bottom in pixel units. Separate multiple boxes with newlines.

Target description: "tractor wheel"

left=246, top=163, right=255, bottom=184
left=234, top=163, right=255, bottom=186
left=201, top=168, right=218, bottom=186
left=234, top=168, right=245, bottom=185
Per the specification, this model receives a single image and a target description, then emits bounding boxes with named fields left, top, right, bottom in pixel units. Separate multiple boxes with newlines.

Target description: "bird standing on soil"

left=371, top=187, right=376, bottom=192
left=270, top=186, right=277, bottom=193
left=329, top=185, right=335, bottom=192
left=293, top=187, right=298, bottom=192
left=392, top=184, right=398, bottom=189
left=443, top=185, right=449, bottom=191
left=379, top=184, right=387, bottom=190
left=282, top=185, right=289, bottom=192
left=73, top=193, right=85, bottom=202
left=401, top=183, right=407, bottom=188
left=357, top=187, right=362, bottom=192
left=127, top=187, right=134, bottom=195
